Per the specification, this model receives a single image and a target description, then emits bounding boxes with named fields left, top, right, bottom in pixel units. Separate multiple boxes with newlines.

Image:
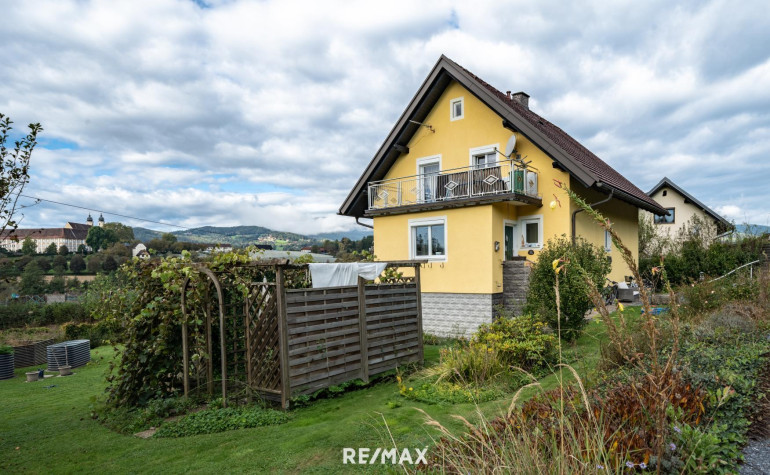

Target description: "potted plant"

left=0, top=345, right=14, bottom=380
left=59, top=365, right=72, bottom=376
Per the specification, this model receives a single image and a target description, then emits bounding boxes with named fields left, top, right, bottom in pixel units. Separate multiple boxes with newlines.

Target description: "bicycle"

left=602, top=278, right=619, bottom=306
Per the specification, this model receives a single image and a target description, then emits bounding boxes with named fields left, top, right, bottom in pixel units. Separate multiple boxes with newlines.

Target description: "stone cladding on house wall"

left=421, top=293, right=495, bottom=338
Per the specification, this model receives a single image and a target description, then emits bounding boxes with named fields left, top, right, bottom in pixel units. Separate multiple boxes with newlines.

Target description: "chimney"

left=506, top=90, right=511, bottom=100
left=512, top=91, right=530, bottom=109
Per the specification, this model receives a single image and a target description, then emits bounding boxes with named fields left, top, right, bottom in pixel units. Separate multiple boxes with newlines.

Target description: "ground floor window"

left=410, top=218, right=446, bottom=260
left=520, top=215, right=543, bottom=249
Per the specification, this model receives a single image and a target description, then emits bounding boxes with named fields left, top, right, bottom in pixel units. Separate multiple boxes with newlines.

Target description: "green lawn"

left=0, top=317, right=613, bottom=474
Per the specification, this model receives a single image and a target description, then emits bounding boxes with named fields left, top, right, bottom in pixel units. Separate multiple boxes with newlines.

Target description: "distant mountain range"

left=734, top=224, right=770, bottom=235
left=132, top=225, right=372, bottom=249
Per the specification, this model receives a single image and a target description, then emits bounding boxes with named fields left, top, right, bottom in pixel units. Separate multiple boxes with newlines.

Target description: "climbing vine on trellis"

left=93, top=248, right=309, bottom=408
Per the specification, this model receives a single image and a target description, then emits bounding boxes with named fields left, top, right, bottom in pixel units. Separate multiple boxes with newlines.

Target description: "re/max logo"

left=342, top=447, right=428, bottom=465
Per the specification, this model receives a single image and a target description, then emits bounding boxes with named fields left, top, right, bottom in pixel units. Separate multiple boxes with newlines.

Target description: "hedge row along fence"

left=180, top=260, right=425, bottom=409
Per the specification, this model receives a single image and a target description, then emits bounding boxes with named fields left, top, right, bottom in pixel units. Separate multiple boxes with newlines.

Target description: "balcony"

left=366, top=160, right=541, bottom=215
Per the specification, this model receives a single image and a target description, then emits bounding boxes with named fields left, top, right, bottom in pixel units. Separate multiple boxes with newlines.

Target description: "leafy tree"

left=44, top=242, right=57, bottom=255
left=58, top=245, right=69, bottom=255
left=47, top=274, right=66, bottom=293
left=19, top=261, right=45, bottom=295
left=161, top=232, right=178, bottom=243
left=21, top=236, right=36, bottom=255
left=102, top=255, right=118, bottom=272
left=52, top=254, right=68, bottom=274
left=77, top=244, right=87, bottom=255
left=524, top=236, right=611, bottom=341
left=103, top=222, right=135, bottom=243
left=14, top=255, right=32, bottom=271
left=86, top=226, right=118, bottom=252
left=34, top=256, right=51, bottom=273
left=70, top=254, right=85, bottom=274
left=103, top=242, right=130, bottom=258
left=0, top=114, right=41, bottom=235
left=86, top=255, right=103, bottom=274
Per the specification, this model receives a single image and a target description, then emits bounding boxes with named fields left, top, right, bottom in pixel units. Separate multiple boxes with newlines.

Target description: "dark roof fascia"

left=438, top=58, right=597, bottom=189
left=340, top=55, right=661, bottom=217
left=602, top=182, right=667, bottom=215
left=647, top=177, right=731, bottom=226
left=339, top=55, right=601, bottom=217
left=339, top=57, right=451, bottom=217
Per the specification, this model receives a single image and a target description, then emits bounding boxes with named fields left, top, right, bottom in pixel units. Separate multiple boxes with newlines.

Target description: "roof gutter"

left=355, top=217, right=374, bottom=229
left=572, top=183, right=613, bottom=244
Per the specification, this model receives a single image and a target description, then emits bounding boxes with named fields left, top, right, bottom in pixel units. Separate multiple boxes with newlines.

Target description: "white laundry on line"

left=308, top=263, right=388, bottom=288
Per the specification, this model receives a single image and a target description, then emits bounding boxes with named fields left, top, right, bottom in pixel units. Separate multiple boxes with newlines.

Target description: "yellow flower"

left=409, top=387, right=413, bottom=391
left=552, top=259, right=560, bottom=271
left=617, top=302, right=625, bottom=312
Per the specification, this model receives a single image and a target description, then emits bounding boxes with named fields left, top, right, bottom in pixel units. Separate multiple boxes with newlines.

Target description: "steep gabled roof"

left=339, top=55, right=667, bottom=217
left=647, top=177, right=732, bottom=229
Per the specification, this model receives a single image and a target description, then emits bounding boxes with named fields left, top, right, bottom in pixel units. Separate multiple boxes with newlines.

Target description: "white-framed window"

left=520, top=215, right=543, bottom=249
left=450, top=97, right=464, bottom=121
left=415, top=155, right=441, bottom=202
left=469, top=144, right=499, bottom=169
left=409, top=217, right=447, bottom=260
left=604, top=230, right=612, bottom=252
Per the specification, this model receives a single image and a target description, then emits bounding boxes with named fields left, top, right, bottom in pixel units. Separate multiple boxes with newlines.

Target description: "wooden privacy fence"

left=180, top=260, right=424, bottom=408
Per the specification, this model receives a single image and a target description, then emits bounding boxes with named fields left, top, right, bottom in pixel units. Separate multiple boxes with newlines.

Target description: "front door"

left=504, top=223, right=516, bottom=260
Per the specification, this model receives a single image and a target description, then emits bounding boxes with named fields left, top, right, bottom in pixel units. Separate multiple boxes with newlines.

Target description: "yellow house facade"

left=340, top=56, right=666, bottom=336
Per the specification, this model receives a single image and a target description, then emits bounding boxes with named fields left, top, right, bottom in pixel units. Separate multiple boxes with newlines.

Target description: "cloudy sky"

left=2, top=0, right=769, bottom=234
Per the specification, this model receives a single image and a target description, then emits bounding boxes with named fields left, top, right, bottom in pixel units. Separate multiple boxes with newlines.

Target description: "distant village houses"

left=0, top=214, right=104, bottom=254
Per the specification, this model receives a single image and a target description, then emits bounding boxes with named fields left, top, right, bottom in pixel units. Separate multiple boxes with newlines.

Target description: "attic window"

left=662, top=190, right=667, bottom=196
left=450, top=97, right=464, bottom=121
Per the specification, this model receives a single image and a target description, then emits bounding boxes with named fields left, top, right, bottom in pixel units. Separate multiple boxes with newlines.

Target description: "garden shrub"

left=92, top=396, right=197, bottom=435
left=0, top=302, right=89, bottom=329
left=524, top=236, right=611, bottom=340
left=61, top=321, right=115, bottom=347
left=153, top=405, right=289, bottom=438
left=0, top=344, right=13, bottom=355
left=473, top=312, right=557, bottom=372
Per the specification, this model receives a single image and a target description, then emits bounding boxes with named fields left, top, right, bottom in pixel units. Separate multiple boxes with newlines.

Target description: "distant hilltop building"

left=0, top=214, right=104, bottom=253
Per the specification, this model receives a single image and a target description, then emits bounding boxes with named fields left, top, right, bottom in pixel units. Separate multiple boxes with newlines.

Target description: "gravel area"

left=741, top=439, right=770, bottom=474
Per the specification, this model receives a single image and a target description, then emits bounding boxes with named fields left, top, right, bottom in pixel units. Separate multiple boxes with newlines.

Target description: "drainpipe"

left=355, top=217, right=374, bottom=229
left=572, top=183, right=613, bottom=244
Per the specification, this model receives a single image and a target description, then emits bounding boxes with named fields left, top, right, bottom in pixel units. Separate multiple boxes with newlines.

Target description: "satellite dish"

left=504, top=134, right=517, bottom=157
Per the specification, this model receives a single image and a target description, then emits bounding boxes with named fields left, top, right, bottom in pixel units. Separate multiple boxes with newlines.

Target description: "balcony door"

left=418, top=162, right=440, bottom=202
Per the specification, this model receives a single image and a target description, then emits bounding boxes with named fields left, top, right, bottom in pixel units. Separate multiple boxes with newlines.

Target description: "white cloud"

left=1, top=0, right=769, bottom=235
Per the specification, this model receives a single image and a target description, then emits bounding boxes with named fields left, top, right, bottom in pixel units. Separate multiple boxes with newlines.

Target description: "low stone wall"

left=421, top=293, right=496, bottom=338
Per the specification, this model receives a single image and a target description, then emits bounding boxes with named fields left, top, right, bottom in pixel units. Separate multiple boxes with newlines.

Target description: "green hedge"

left=0, top=302, right=89, bottom=329
left=61, top=321, right=116, bottom=348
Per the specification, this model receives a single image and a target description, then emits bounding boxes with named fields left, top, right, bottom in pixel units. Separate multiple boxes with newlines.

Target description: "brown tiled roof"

left=458, top=65, right=663, bottom=212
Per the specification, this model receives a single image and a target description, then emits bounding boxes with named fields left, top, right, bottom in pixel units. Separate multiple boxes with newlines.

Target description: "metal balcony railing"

left=368, top=160, right=539, bottom=211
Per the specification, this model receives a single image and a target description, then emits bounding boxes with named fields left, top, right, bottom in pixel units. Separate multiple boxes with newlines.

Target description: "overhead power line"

left=17, top=193, right=188, bottom=230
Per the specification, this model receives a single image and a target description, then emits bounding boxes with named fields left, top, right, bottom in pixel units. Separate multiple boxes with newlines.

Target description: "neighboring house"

left=132, top=243, right=150, bottom=259
left=339, top=55, right=666, bottom=336
left=0, top=215, right=98, bottom=253
left=644, top=177, right=732, bottom=243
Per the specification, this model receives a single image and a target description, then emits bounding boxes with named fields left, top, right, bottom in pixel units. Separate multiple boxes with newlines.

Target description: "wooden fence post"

left=276, top=266, right=291, bottom=409
left=414, top=264, right=424, bottom=366
left=357, top=276, right=369, bottom=383
left=181, top=321, right=189, bottom=397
